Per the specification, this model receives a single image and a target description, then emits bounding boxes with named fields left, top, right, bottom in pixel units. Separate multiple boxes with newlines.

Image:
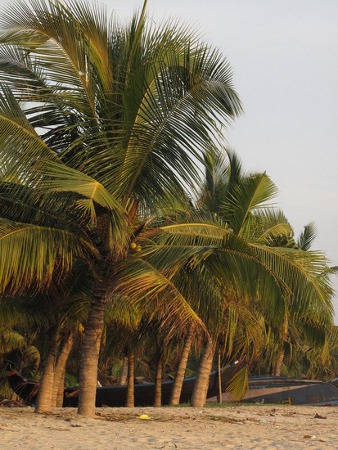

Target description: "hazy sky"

left=101, top=0, right=338, bottom=321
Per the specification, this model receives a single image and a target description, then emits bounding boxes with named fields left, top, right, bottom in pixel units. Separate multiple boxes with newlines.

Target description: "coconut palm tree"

left=258, top=223, right=336, bottom=377
left=110, top=201, right=334, bottom=407
left=180, top=146, right=335, bottom=406
left=0, top=0, right=242, bottom=415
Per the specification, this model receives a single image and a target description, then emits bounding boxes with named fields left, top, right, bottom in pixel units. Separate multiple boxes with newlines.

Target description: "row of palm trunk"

left=34, top=324, right=210, bottom=411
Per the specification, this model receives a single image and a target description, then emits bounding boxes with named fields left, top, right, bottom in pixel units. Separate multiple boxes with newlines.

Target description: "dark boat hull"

left=63, top=363, right=240, bottom=407
left=243, top=376, right=338, bottom=405
left=210, top=376, right=338, bottom=405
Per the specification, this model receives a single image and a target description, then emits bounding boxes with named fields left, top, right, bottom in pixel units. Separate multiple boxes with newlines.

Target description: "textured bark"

left=78, top=295, right=106, bottom=416
left=56, top=366, right=66, bottom=407
left=169, top=326, right=194, bottom=406
left=154, top=358, right=162, bottom=407
left=35, top=332, right=58, bottom=413
left=191, top=340, right=216, bottom=407
left=125, top=352, right=135, bottom=407
left=273, top=314, right=288, bottom=377
left=51, top=333, right=74, bottom=407
left=120, top=356, right=128, bottom=386
left=274, top=349, right=285, bottom=377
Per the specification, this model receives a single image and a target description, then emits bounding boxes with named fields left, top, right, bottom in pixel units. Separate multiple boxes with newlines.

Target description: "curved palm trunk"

left=154, top=357, right=163, bottom=407
left=126, top=352, right=135, bottom=407
left=170, top=325, right=194, bottom=406
left=78, top=295, right=106, bottom=416
left=120, top=356, right=128, bottom=386
left=35, top=332, right=58, bottom=413
left=191, top=340, right=216, bottom=407
left=52, top=333, right=74, bottom=407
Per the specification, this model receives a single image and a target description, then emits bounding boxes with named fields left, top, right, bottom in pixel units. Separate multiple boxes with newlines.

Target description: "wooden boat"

left=243, top=376, right=338, bottom=405
left=6, top=362, right=241, bottom=407
left=211, top=375, right=338, bottom=405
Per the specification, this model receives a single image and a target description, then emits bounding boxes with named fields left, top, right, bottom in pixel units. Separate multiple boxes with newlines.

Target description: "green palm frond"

left=253, top=245, right=334, bottom=324
left=0, top=85, right=58, bottom=180
left=225, top=365, right=248, bottom=401
left=297, top=222, right=317, bottom=251
left=111, top=255, right=207, bottom=337
left=154, top=220, right=334, bottom=325
left=246, top=209, right=294, bottom=246
left=0, top=330, right=26, bottom=354
left=105, top=295, right=142, bottom=330
left=0, top=219, right=95, bottom=295
left=38, top=161, right=124, bottom=213
left=223, top=173, right=278, bottom=235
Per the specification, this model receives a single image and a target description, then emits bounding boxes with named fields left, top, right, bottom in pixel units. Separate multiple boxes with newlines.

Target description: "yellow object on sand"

left=138, top=414, right=150, bottom=420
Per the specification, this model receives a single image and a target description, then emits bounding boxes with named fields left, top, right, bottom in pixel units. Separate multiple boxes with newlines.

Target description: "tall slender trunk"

left=273, top=312, right=288, bottom=376
left=78, top=294, right=106, bottom=416
left=120, top=356, right=128, bottom=386
left=154, top=357, right=162, bottom=407
left=51, top=333, right=74, bottom=407
left=170, top=325, right=194, bottom=406
left=56, top=366, right=66, bottom=407
left=35, top=331, right=58, bottom=413
left=217, top=350, right=222, bottom=403
left=191, top=340, right=216, bottom=407
left=274, top=349, right=285, bottom=377
left=126, top=352, right=135, bottom=407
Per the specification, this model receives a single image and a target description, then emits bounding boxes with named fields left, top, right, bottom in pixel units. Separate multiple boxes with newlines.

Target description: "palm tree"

left=110, top=202, right=334, bottom=407
left=276, top=228, right=335, bottom=377
left=180, top=147, right=335, bottom=406
left=0, top=0, right=242, bottom=415
left=169, top=324, right=195, bottom=405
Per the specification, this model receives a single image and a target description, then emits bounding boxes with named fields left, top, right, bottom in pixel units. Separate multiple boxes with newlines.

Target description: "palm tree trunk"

left=272, top=311, right=288, bottom=377
left=120, top=356, right=128, bottom=386
left=56, top=366, right=66, bottom=407
left=217, top=350, right=222, bottom=403
left=126, top=352, right=135, bottom=407
left=154, top=357, right=162, bottom=407
left=170, top=325, right=194, bottom=406
left=52, top=333, right=74, bottom=407
left=274, top=348, right=285, bottom=377
left=191, top=340, right=216, bottom=407
left=77, top=294, right=106, bottom=416
left=35, top=331, right=58, bottom=413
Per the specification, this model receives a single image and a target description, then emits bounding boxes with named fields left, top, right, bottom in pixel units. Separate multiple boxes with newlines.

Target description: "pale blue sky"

left=101, top=0, right=338, bottom=322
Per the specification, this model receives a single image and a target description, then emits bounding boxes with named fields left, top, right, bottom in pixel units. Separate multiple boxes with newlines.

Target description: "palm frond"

left=223, top=173, right=278, bottom=235
left=297, top=222, right=317, bottom=251
left=0, top=218, right=95, bottom=295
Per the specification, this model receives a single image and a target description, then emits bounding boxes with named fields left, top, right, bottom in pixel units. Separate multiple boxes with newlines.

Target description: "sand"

left=0, top=405, right=337, bottom=449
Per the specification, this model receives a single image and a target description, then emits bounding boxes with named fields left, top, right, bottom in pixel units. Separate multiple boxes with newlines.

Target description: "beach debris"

left=138, top=414, right=151, bottom=420
left=303, top=435, right=316, bottom=439
left=313, top=413, right=327, bottom=419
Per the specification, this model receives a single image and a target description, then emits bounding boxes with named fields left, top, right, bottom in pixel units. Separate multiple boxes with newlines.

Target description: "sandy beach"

left=0, top=405, right=337, bottom=449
